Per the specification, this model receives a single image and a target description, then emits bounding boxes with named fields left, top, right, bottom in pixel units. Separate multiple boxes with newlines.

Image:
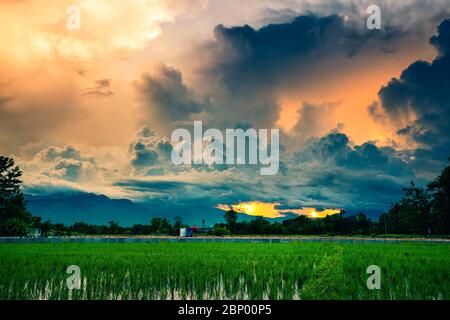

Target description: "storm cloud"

left=135, top=65, right=210, bottom=134
left=139, top=13, right=408, bottom=132
left=376, top=19, right=450, bottom=176
left=128, top=126, right=174, bottom=175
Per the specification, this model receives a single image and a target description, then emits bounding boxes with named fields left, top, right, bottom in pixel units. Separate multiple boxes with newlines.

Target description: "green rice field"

left=0, top=242, right=448, bottom=300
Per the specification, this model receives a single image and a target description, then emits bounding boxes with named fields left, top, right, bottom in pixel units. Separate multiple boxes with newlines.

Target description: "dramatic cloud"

left=127, top=15, right=450, bottom=217
left=288, top=102, right=341, bottom=147
left=3, top=1, right=450, bottom=224
left=286, top=131, right=416, bottom=211
left=136, top=11, right=416, bottom=142
left=105, top=128, right=415, bottom=218
left=18, top=144, right=133, bottom=199
left=0, top=0, right=211, bottom=155
left=135, top=65, right=210, bottom=134
left=193, top=15, right=339, bottom=129
left=21, top=145, right=98, bottom=182
left=208, top=15, right=371, bottom=83
left=128, top=126, right=174, bottom=175
left=293, top=132, right=412, bottom=176
left=376, top=19, right=450, bottom=177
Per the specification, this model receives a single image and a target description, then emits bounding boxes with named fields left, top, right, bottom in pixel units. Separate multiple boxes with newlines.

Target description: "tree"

left=428, top=160, right=450, bottom=234
left=400, top=183, right=431, bottom=234
left=224, top=209, right=238, bottom=233
left=131, top=224, right=151, bottom=235
left=149, top=217, right=172, bottom=234
left=0, top=156, right=32, bottom=236
left=108, top=221, right=120, bottom=234
left=381, top=182, right=432, bottom=235
left=224, top=209, right=238, bottom=224
left=248, top=217, right=271, bottom=234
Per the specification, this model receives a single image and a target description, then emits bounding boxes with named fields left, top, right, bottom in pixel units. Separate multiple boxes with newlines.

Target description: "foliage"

left=379, top=160, right=450, bottom=235
left=209, top=225, right=231, bottom=236
left=0, top=156, right=32, bottom=236
left=428, top=159, right=450, bottom=234
left=149, top=217, right=178, bottom=235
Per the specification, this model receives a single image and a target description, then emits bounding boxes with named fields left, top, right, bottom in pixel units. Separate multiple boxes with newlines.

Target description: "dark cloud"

left=208, top=14, right=397, bottom=88
left=53, top=160, right=84, bottom=182
left=218, top=15, right=404, bottom=128
left=128, top=126, right=173, bottom=174
left=281, top=130, right=418, bottom=212
left=198, top=15, right=350, bottom=128
left=210, top=15, right=342, bottom=85
left=38, top=146, right=97, bottom=182
left=137, top=14, right=405, bottom=131
left=114, top=180, right=194, bottom=192
left=135, top=65, right=208, bottom=132
left=111, top=175, right=241, bottom=207
left=18, top=145, right=99, bottom=183
left=39, top=145, right=94, bottom=163
left=377, top=19, right=450, bottom=175
left=114, top=129, right=417, bottom=216
left=294, top=132, right=412, bottom=177
left=430, top=19, right=450, bottom=56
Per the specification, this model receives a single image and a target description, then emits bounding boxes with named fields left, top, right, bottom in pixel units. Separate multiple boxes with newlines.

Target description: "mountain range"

left=24, top=192, right=381, bottom=227
left=24, top=192, right=228, bottom=226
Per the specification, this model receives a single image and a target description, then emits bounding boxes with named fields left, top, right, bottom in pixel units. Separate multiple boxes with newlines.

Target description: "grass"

left=0, top=242, right=448, bottom=300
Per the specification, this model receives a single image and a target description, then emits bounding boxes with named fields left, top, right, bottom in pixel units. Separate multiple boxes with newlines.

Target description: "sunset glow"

left=216, top=202, right=285, bottom=219
left=216, top=202, right=342, bottom=219
left=279, top=208, right=342, bottom=219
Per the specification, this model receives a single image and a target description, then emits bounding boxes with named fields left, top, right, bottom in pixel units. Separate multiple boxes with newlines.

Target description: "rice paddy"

left=0, top=242, right=448, bottom=300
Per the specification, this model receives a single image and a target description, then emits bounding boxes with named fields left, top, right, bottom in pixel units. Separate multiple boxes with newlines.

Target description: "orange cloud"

left=216, top=202, right=342, bottom=219
left=279, top=207, right=342, bottom=219
left=0, top=0, right=208, bottom=62
left=216, top=202, right=285, bottom=219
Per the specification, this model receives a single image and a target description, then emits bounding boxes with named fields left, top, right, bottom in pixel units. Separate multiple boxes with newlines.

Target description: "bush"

left=210, top=226, right=231, bottom=236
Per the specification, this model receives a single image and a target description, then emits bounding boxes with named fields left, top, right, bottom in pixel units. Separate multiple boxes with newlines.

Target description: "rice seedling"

left=0, top=242, right=448, bottom=300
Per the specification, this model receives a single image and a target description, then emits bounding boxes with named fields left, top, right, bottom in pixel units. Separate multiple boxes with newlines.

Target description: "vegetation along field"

left=0, top=242, right=448, bottom=300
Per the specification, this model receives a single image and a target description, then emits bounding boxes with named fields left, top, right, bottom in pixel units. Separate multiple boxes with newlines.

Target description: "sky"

left=1, top=0, right=450, bottom=221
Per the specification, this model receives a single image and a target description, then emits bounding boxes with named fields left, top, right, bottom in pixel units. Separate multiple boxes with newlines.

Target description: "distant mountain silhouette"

left=24, top=192, right=258, bottom=227
left=25, top=192, right=153, bottom=226
left=24, top=192, right=383, bottom=227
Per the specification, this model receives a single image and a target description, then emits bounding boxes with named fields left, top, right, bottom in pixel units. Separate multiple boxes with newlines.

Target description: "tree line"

left=29, top=217, right=186, bottom=237
left=1, top=155, right=449, bottom=237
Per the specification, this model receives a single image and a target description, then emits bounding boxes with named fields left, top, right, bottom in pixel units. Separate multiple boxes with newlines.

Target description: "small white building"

left=179, top=228, right=193, bottom=237
left=29, top=228, right=42, bottom=238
